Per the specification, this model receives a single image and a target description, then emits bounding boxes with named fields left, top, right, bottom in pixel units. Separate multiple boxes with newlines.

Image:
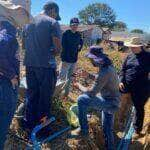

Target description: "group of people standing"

left=0, top=1, right=149, bottom=150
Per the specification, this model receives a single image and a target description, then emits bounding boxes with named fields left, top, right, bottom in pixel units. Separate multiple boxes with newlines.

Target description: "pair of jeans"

left=25, top=66, right=57, bottom=129
left=58, top=62, right=76, bottom=96
left=78, top=94, right=119, bottom=150
left=0, top=77, right=18, bottom=150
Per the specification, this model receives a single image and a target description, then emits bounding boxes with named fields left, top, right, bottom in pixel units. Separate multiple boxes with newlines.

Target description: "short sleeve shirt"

left=23, top=14, right=61, bottom=68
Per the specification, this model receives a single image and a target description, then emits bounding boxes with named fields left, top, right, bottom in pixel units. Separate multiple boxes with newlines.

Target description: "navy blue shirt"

left=120, top=50, right=150, bottom=90
left=61, top=30, right=83, bottom=63
left=0, top=21, right=19, bottom=80
left=23, top=14, right=61, bottom=68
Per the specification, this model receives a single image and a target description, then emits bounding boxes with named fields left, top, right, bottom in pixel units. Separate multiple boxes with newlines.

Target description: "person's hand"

left=119, top=82, right=125, bottom=91
left=73, top=82, right=80, bottom=89
left=11, top=76, right=18, bottom=89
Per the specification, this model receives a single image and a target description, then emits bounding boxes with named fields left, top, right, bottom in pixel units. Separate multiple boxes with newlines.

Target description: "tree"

left=78, top=3, right=116, bottom=28
left=131, top=29, right=144, bottom=34
left=113, top=21, right=127, bottom=31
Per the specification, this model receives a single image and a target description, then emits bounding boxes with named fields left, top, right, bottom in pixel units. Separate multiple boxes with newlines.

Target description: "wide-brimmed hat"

left=124, top=37, right=144, bottom=47
left=43, top=1, right=61, bottom=21
left=70, top=18, right=79, bottom=26
left=85, top=46, right=112, bottom=66
left=0, top=1, right=32, bottom=27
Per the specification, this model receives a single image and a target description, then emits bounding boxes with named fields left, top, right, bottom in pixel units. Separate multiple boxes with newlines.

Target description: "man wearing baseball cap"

left=21, top=1, right=61, bottom=131
left=71, top=45, right=120, bottom=149
left=119, top=37, right=150, bottom=140
left=59, top=17, right=83, bottom=98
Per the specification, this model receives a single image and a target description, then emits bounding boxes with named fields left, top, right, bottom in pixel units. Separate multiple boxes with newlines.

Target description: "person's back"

left=24, top=14, right=60, bottom=68
left=21, top=1, right=62, bottom=131
left=100, top=65, right=120, bottom=100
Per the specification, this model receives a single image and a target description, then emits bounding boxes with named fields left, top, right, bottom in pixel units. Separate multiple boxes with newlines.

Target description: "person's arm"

left=119, top=56, right=128, bottom=91
left=53, top=37, right=62, bottom=54
left=52, top=21, right=62, bottom=55
left=78, top=34, right=83, bottom=51
left=61, top=32, right=67, bottom=51
left=75, top=67, right=109, bottom=97
left=119, top=56, right=128, bottom=83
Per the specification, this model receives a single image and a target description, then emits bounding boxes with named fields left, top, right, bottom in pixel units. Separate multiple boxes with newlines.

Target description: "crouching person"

left=71, top=46, right=120, bottom=150
left=0, top=21, right=19, bottom=149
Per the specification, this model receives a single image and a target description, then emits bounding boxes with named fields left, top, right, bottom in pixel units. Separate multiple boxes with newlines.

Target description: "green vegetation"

left=78, top=3, right=116, bottom=28
left=113, top=21, right=127, bottom=31
left=131, top=29, right=144, bottom=34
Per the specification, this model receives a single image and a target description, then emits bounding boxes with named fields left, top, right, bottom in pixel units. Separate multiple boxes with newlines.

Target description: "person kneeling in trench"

left=71, top=46, right=120, bottom=150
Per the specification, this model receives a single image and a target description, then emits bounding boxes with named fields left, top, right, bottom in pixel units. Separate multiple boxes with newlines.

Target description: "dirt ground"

left=4, top=47, right=150, bottom=150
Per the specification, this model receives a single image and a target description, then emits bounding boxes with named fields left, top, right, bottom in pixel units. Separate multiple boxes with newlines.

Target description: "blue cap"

left=70, top=18, right=79, bottom=25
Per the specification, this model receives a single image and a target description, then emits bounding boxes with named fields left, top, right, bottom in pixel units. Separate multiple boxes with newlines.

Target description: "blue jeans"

left=25, top=67, right=57, bottom=129
left=0, top=77, right=18, bottom=150
left=78, top=94, right=119, bottom=150
left=59, top=62, right=76, bottom=96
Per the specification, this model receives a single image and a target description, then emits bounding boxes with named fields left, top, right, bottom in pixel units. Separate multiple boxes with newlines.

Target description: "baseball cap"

left=43, top=1, right=61, bottom=20
left=70, top=18, right=79, bottom=26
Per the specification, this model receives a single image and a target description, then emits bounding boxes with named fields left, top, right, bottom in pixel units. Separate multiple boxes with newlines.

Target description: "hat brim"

left=56, top=14, right=61, bottom=21
left=124, top=42, right=143, bottom=47
left=85, top=52, right=98, bottom=59
left=85, top=52, right=104, bottom=64
left=70, top=23, right=79, bottom=26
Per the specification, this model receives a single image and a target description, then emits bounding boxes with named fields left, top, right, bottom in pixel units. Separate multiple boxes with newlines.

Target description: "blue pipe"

left=117, top=107, right=135, bottom=150
left=30, top=117, right=71, bottom=150
left=31, top=117, right=56, bottom=149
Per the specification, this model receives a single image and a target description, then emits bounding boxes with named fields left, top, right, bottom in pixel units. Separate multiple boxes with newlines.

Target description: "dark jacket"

left=0, top=21, right=19, bottom=80
left=61, top=30, right=83, bottom=63
left=120, top=50, right=150, bottom=91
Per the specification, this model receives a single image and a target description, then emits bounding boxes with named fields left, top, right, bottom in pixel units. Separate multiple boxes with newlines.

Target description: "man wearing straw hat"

left=119, top=37, right=150, bottom=139
left=71, top=46, right=120, bottom=150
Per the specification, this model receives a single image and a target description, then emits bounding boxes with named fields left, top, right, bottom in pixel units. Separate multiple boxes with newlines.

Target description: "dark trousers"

left=131, top=86, right=149, bottom=132
left=0, top=77, right=18, bottom=150
left=25, top=66, right=57, bottom=129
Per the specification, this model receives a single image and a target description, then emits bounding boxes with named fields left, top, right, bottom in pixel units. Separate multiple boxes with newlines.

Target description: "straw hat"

left=124, top=37, right=144, bottom=47
left=0, top=1, right=32, bottom=27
